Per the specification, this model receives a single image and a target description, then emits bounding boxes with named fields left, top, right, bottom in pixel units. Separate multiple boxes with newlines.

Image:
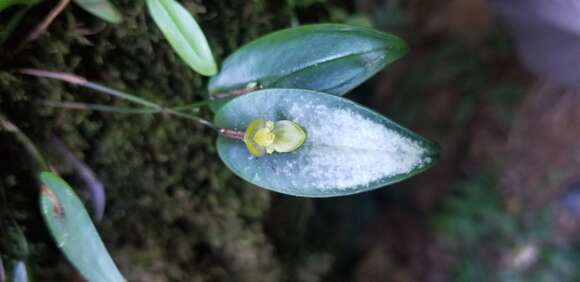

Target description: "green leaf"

left=0, top=0, right=42, bottom=12
left=146, top=0, right=217, bottom=76
left=214, top=89, right=438, bottom=197
left=39, top=172, right=125, bottom=282
left=72, top=0, right=122, bottom=24
left=208, top=24, right=408, bottom=112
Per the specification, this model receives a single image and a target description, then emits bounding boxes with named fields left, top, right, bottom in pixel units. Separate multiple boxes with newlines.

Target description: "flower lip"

left=253, top=121, right=275, bottom=147
left=243, top=118, right=306, bottom=157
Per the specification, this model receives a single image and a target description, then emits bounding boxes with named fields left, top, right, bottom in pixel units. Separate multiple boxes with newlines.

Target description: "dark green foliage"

left=208, top=24, right=408, bottom=112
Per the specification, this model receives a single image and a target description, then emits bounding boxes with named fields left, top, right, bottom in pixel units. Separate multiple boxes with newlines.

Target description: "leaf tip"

left=200, top=62, right=218, bottom=76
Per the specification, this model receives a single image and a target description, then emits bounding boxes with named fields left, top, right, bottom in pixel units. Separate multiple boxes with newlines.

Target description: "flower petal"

left=244, top=118, right=265, bottom=142
left=244, top=118, right=266, bottom=157
left=245, top=140, right=266, bottom=157
left=254, top=128, right=275, bottom=147
left=272, top=120, right=306, bottom=153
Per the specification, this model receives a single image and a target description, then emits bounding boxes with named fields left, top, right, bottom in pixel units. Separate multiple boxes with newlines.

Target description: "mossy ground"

left=0, top=1, right=338, bottom=281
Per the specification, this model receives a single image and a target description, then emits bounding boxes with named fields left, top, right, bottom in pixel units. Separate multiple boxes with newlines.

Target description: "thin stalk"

left=169, top=100, right=212, bottom=112
left=19, top=69, right=160, bottom=109
left=41, top=100, right=211, bottom=115
left=211, top=83, right=259, bottom=100
left=84, top=81, right=162, bottom=110
left=0, top=114, right=50, bottom=171
left=163, top=108, right=215, bottom=129
left=40, top=101, right=159, bottom=114
left=21, top=0, right=71, bottom=46
left=19, top=69, right=216, bottom=129
left=218, top=129, right=244, bottom=140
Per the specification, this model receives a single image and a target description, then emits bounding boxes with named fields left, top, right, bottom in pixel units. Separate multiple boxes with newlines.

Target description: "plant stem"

left=218, top=129, right=245, bottom=140
left=21, top=0, right=71, bottom=45
left=19, top=69, right=161, bottom=109
left=19, top=69, right=216, bottom=129
left=164, top=108, right=215, bottom=129
left=41, top=100, right=212, bottom=115
left=211, top=83, right=259, bottom=100
left=40, top=101, right=160, bottom=114
left=84, top=81, right=162, bottom=110
left=0, top=114, right=50, bottom=171
left=170, top=100, right=212, bottom=112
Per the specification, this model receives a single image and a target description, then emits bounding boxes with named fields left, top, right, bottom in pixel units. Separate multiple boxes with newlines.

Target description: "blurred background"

left=2, top=0, right=580, bottom=281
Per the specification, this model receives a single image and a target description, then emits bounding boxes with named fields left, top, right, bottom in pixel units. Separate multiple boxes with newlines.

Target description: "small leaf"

left=208, top=24, right=408, bottom=112
left=0, top=0, right=42, bottom=12
left=39, top=172, right=125, bottom=282
left=215, top=89, right=439, bottom=197
left=72, top=0, right=122, bottom=24
left=146, top=0, right=217, bottom=76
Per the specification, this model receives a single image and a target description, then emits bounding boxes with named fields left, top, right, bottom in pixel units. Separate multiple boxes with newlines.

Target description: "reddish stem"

left=212, top=83, right=260, bottom=100
left=22, top=0, right=71, bottom=45
left=218, top=129, right=245, bottom=140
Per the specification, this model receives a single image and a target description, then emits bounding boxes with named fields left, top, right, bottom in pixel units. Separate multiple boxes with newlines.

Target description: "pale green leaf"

left=208, top=24, right=408, bottom=111
left=73, top=0, right=122, bottom=24
left=39, top=172, right=125, bottom=282
left=146, top=0, right=217, bottom=76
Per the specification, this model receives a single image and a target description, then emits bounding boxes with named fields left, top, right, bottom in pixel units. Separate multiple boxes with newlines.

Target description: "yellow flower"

left=244, top=118, right=306, bottom=157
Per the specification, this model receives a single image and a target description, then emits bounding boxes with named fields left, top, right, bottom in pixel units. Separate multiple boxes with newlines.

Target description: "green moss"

left=0, top=1, right=332, bottom=281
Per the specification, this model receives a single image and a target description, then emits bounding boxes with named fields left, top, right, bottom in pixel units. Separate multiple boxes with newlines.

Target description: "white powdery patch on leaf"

left=285, top=102, right=426, bottom=190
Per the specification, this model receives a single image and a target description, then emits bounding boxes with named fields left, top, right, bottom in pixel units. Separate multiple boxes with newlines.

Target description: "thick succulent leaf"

left=73, top=0, right=122, bottom=24
left=215, top=89, right=439, bottom=197
left=208, top=24, right=408, bottom=112
left=0, top=0, right=41, bottom=12
left=39, top=172, right=125, bottom=282
left=146, top=0, right=217, bottom=76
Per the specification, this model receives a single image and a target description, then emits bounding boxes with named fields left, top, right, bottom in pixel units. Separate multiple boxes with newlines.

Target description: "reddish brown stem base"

left=218, top=129, right=245, bottom=140
left=211, top=83, right=260, bottom=100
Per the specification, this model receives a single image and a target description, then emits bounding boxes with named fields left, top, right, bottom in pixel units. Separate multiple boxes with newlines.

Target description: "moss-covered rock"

left=0, top=1, right=335, bottom=281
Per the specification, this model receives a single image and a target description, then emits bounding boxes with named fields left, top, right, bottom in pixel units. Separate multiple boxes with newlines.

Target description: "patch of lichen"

left=0, top=1, right=306, bottom=281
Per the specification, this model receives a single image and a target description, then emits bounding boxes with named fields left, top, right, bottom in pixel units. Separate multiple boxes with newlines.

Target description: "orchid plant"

left=1, top=0, right=439, bottom=281
left=22, top=0, right=439, bottom=197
